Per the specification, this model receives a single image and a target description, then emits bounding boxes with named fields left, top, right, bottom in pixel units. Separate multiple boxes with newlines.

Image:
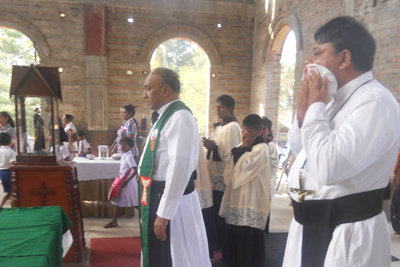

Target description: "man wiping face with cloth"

left=283, top=16, right=400, bottom=267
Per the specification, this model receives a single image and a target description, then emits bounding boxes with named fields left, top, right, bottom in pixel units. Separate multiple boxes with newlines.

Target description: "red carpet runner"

left=90, top=237, right=141, bottom=267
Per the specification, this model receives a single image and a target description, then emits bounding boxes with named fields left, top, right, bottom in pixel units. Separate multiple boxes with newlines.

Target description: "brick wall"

left=1, top=0, right=400, bottom=150
left=0, top=0, right=254, bottom=149
left=106, top=7, right=254, bottom=132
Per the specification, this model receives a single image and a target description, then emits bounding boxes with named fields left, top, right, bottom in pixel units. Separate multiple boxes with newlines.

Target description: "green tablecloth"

left=0, top=206, right=71, bottom=267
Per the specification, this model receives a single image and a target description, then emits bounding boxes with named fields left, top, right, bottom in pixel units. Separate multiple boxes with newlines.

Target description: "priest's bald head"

left=305, top=16, right=376, bottom=88
left=143, top=68, right=180, bottom=111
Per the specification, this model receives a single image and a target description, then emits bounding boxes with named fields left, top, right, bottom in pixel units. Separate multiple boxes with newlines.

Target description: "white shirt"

left=139, top=99, right=199, bottom=220
left=78, top=139, right=91, bottom=154
left=64, top=122, right=76, bottom=136
left=0, top=146, right=16, bottom=170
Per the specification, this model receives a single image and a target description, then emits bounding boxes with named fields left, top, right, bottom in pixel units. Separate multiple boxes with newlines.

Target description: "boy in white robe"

left=219, top=114, right=271, bottom=267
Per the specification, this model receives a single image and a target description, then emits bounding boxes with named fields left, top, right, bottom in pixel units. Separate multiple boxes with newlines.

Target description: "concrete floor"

left=2, top=174, right=400, bottom=266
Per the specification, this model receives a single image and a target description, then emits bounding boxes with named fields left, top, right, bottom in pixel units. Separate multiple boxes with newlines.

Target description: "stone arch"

left=0, top=12, right=51, bottom=59
left=139, top=24, right=221, bottom=65
left=262, top=12, right=302, bottom=63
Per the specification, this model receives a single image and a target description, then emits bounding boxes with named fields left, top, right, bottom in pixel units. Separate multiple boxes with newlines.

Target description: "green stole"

left=138, top=101, right=192, bottom=267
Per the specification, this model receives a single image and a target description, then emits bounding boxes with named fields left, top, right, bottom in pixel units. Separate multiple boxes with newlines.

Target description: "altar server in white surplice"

left=283, top=16, right=400, bottom=267
left=202, top=95, right=242, bottom=256
left=138, top=67, right=210, bottom=267
left=219, top=114, right=271, bottom=267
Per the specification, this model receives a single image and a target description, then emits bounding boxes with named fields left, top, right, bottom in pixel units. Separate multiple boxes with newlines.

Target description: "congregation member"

left=202, top=95, right=242, bottom=256
left=105, top=137, right=138, bottom=228
left=138, top=68, right=210, bottom=267
left=111, top=104, right=139, bottom=162
left=283, top=16, right=400, bottom=267
left=77, top=131, right=92, bottom=157
left=62, top=114, right=77, bottom=158
left=0, top=133, right=16, bottom=207
left=261, top=116, right=279, bottom=234
left=0, top=112, right=16, bottom=151
left=219, top=114, right=271, bottom=267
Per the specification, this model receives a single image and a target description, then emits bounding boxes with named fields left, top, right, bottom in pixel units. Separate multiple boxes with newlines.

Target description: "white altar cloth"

left=73, top=157, right=121, bottom=181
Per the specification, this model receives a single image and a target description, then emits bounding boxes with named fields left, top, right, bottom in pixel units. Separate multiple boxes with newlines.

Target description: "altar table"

left=73, top=157, right=135, bottom=217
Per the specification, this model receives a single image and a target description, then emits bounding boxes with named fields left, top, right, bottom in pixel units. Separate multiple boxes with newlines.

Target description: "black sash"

left=147, top=171, right=196, bottom=267
left=291, top=188, right=384, bottom=267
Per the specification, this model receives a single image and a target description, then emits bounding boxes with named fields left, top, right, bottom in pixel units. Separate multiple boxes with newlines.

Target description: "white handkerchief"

left=302, top=64, right=338, bottom=97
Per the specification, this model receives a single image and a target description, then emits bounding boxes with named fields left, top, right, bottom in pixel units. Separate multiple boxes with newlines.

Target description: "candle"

left=141, top=116, right=147, bottom=132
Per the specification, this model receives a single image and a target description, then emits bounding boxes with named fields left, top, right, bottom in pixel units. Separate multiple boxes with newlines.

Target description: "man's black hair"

left=314, top=16, right=376, bottom=72
left=153, top=67, right=180, bottom=93
left=120, top=137, right=134, bottom=148
left=77, top=130, right=85, bottom=136
left=0, top=132, right=11, bottom=146
left=261, top=117, right=272, bottom=131
left=243, top=114, right=263, bottom=130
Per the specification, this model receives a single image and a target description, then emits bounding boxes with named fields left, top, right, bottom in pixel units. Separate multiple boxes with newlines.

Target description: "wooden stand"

left=10, top=162, right=85, bottom=264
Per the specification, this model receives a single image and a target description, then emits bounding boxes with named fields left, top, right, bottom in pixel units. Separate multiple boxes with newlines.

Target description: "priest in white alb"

left=283, top=16, right=400, bottom=267
left=138, top=67, right=211, bottom=267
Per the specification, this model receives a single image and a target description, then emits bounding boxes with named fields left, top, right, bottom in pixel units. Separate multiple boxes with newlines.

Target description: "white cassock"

left=138, top=99, right=211, bottom=267
left=268, top=142, right=279, bottom=197
left=283, top=71, right=400, bottom=267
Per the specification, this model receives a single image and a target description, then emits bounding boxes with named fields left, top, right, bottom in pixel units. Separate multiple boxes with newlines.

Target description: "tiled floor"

left=2, top=174, right=400, bottom=266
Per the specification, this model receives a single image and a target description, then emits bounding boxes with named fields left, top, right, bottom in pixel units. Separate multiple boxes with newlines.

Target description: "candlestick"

left=141, top=116, right=147, bottom=132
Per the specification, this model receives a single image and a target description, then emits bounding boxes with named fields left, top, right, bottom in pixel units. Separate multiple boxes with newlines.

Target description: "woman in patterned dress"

left=111, top=104, right=139, bottom=162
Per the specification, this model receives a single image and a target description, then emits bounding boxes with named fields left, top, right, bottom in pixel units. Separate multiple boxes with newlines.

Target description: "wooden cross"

left=290, top=172, right=315, bottom=203
left=29, top=182, right=56, bottom=206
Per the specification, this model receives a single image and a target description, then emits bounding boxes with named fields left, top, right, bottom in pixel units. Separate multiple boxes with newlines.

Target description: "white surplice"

left=220, top=143, right=271, bottom=230
left=138, top=99, right=211, bottom=267
left=283, top=71, right=400, bottom=267
left=208, top=122, right=242, bottom=192
left=195, top=140, right=213, bottom=209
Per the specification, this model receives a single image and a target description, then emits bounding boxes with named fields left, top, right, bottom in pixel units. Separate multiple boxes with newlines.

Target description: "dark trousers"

left=222, top=224, right=266, bottom=267
left=148, top=181, right=172, bottom=267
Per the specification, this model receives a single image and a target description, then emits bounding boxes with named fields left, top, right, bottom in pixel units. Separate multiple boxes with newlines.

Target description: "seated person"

left=219, top=114, right=271, bottom=267
left=77, top=131, right=91, bottom=157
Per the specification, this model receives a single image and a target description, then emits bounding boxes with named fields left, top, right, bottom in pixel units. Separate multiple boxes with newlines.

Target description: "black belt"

left=152, top=170, right=196, bottom=197
left=291, top=188, right=384, bottom=267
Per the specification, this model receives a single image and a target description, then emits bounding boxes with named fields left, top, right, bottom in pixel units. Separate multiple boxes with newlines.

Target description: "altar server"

left=219, top=114, right=271, bottom=267
left=283, top=16, right=400, bottom=267
left=202, top=95, right=242, bottom=254
left=138, top=68, right=211, bottom=267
